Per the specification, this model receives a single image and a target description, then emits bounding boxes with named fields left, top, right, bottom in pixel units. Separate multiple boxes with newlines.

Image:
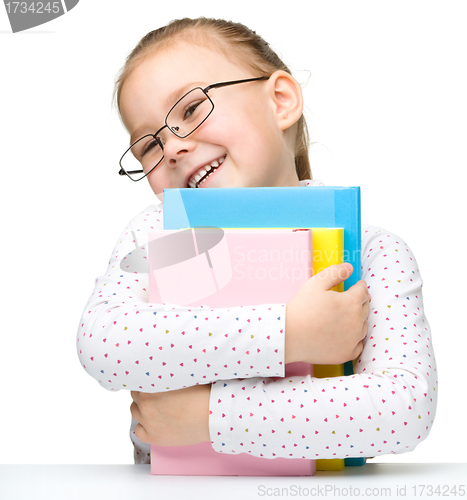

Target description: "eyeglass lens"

left=121, top=88, right=214, bottom=181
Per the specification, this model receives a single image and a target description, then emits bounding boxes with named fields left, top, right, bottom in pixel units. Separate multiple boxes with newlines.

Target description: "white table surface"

left=1, top=464, right=466, bottom=499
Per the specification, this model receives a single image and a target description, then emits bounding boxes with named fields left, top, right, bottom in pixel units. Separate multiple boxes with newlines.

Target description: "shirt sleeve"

left=208, top=224, right=438, bottom=459
left=76, top=205, right=286, bottom=393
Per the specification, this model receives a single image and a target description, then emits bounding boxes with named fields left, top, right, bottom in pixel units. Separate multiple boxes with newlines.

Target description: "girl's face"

left=119, top=39, right=300, bottom=201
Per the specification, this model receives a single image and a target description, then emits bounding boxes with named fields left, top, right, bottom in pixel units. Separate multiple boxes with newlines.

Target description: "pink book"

left=148, top=228, right=315, bottom=476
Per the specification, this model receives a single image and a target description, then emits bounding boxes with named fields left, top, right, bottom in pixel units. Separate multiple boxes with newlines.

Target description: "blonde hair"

left=113, top=17, right=312, bottom=181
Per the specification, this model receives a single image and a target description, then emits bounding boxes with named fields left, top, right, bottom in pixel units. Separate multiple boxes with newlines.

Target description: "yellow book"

left=311, top=228, right=345, bottom=471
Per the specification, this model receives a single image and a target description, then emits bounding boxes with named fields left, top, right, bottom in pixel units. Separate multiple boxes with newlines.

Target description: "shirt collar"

left=299, top=179, right=325, bottom=187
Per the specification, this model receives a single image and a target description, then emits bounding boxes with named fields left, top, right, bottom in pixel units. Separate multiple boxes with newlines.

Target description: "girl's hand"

left=285, top=263, right=370, bottom=365
left=130, top=385, right=211, bottom=446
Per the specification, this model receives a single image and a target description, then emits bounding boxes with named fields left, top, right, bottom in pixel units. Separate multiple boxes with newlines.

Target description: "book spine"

left=311, top=229, right=346, bottom=472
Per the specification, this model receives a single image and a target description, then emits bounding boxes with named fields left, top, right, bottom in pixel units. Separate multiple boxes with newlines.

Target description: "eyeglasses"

left=118, top=76, right=269, bottom=182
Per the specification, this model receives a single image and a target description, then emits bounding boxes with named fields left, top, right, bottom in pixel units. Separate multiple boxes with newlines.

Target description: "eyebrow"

left=130, top=127, right=151, bottom=146
left=164, top=82, right=202, bottom=108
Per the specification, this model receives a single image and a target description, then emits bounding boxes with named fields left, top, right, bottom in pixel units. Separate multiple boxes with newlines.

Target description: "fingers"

left=348, top=279, right=370, bottom=304
left=130, top=401, right=142, bottom=422
left=352, top=340, right=364, bottom=360
left=134, top=422, right=150, bottom=444
left=131, top=400, right=153, bottom=444
left=348, top=320, right=368, bottom=363
left=313, top=263, right=353, bottom=291
left=353, top=317, right=368, bottom=359
left=361, top=318, right=368, bottom=341
left=362, top=298, right=370, bottom=320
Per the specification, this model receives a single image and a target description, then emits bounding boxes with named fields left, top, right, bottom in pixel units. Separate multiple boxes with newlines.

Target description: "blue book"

left=163, top=185, right=364, bottom=467
left=164, top=186, right=361, bottom=289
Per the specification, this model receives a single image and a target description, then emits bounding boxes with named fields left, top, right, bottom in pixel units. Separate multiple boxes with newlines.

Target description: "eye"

left=141, top=137, right=162, bottom=157
left=183, top=100, right=203, bottom=120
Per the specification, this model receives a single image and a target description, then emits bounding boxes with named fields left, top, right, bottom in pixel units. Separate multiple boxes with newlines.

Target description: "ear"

left=267, top=70, right=303, bottom=131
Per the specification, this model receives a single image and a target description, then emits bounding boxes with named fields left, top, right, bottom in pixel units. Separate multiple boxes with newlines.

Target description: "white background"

left=0, top=1, right=465, bottom=465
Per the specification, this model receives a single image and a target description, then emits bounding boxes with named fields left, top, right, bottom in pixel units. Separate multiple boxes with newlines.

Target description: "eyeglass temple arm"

left=119, top=168, right=143, bottom=176
left=204, top=76, right=269, bottom=93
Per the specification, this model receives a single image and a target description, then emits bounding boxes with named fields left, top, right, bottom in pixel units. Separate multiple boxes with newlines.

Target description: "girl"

left=77, top=17, right=437, bottom=464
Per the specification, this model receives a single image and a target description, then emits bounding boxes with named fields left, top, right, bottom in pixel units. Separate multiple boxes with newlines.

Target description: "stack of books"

left=148, top=186, right=363, bottom=475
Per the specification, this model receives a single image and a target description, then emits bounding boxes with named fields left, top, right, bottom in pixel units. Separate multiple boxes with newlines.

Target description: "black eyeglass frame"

left=118, top=76, right=270, bottom=182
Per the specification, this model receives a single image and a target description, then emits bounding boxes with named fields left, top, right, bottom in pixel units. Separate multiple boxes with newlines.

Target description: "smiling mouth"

left=188, top=155, right=226, bottom=188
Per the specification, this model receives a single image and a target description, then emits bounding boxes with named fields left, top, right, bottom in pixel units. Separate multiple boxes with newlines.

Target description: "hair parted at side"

left=112, top=17, right=312, bottom=181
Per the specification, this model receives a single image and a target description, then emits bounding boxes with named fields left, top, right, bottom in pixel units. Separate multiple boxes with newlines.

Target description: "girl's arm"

left=208, top=225, right=438, bottom=459
left=77, top=204, right=286, bottom=393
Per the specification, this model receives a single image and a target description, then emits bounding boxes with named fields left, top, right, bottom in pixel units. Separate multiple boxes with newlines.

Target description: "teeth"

left=198, top=172, right=213, bottom=187
left=188, top=156, right=225, bottom=187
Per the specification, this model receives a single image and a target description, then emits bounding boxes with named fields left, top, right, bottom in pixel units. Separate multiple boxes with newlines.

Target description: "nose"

left=161, top=130, right=196, bottom=166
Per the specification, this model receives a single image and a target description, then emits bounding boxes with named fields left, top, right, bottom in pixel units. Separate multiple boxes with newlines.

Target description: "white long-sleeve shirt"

left=77, top=180, right=437, bottom=464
